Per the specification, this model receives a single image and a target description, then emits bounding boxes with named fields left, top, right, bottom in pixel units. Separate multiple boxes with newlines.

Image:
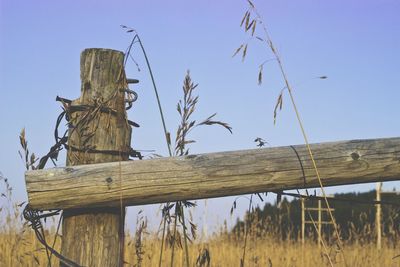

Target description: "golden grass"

left=1, top=174, right=399, bottom=267
left=1, top=227, right=399, bottom=267
left=126, top=237, right=399, bottom=267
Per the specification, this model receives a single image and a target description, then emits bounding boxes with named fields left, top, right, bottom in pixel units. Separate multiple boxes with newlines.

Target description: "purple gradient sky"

left=1, top=0, right=399, bottom=232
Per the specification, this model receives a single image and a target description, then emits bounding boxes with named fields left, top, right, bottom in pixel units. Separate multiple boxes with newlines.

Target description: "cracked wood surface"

left=59, top=48, right=130, bottom=267
left=26, top=137, right=400, bottom=210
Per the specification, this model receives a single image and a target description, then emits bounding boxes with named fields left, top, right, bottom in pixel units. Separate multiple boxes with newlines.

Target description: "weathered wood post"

left=60, top=48, right=131, bottom=266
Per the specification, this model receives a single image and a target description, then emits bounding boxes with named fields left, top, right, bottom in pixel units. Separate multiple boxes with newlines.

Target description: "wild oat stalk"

left=162, top=71, right=232, bottom=267
left=174, top=71, right=232, bottom=156
left=17, top=129, right=55, bottom=265
left=234, top=1, right=347, bottom=266
left=18, top=128, right=38, bottom=171
left=134, top=211, right=148, bottom=267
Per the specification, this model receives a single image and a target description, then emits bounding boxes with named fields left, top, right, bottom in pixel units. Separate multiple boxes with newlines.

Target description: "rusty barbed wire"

left=23, top=86, right=142, bottom=267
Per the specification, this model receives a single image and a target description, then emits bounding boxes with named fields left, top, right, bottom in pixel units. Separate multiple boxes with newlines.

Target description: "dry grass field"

left=129, top=238, right=399, bottom=267
left=1, top=215, right=399, bottom=267
left=1, top=174, right=399, bottom=267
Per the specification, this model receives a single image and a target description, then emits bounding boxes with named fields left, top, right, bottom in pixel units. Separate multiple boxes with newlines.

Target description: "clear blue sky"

left=1, top=0, right=399, bottom=233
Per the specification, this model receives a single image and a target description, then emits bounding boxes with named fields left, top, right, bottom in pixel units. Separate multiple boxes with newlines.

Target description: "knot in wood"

left=350, top=152, right=360, bottom=161
left=64, top=167, right=75, bottom=173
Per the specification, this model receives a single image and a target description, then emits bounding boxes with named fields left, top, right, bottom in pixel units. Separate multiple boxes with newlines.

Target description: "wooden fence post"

left=60, top=48, right=131, bottom=266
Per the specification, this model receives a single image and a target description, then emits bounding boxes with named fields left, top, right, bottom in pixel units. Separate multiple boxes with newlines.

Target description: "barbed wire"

left=23, top=86, right=142, bottom=267
left=23, top=206, right=82, bottom=267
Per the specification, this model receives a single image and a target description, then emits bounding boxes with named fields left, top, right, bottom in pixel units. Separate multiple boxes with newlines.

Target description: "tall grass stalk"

left=234, top=1, right=348, bottom=265
left=165, top=71, right=231, bottom=267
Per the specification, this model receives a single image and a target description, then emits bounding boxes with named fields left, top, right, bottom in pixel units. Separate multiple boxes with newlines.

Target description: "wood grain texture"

left=26, top=137, right=400, bottom=211
left=59, top=48, right=130, bottom=267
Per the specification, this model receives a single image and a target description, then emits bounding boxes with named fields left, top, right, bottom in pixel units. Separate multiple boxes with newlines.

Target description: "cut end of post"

left=82, top=48, right=125, bottom=56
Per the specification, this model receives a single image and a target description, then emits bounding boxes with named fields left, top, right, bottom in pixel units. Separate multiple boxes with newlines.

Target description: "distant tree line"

left=232, top=190, right=400, bottom=243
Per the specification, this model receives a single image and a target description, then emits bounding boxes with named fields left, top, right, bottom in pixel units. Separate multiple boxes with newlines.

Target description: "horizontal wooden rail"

left=25, top=137, right=400, bottom=210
